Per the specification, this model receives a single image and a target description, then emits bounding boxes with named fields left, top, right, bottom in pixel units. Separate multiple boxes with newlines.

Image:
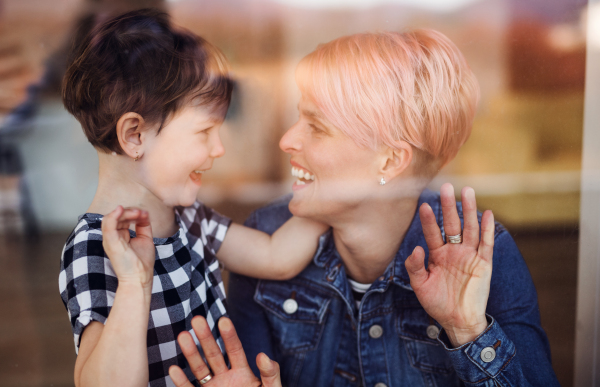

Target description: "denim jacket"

left=228, top=190, right=560, bottom=386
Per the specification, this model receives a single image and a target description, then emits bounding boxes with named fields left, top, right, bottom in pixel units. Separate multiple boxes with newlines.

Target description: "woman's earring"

left=134, top=152, right=140, bottom=161
left=379, top=177, right=386, bottom=186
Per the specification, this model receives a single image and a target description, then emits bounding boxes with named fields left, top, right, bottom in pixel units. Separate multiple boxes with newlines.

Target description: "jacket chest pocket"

left=255, top=279, right=332, bottom=354
left=396, top=306, right=454, bottom=375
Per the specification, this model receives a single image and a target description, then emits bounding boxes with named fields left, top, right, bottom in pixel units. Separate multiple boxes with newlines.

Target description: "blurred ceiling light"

left=587, top=2, right=600, bottom=50
left=273, top=0, right=483, bottom=12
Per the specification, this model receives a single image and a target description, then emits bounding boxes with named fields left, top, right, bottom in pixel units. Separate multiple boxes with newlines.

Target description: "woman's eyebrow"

left=299, top=106, right=324, bottom=120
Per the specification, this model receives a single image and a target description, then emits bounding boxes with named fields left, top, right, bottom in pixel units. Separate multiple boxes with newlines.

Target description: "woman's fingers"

left=257, top=353, right=282, bottom=387
left=176, top=330, right=212, bottom=382
left=478, top=210, right=495, bottom=263
left=405, top=246, right=429, bottom=290
left=440, top=183, right=462, bottom=241
left=168, top=365, right=196, bottom=387
left=419, top=203, right=444, bottom=250
left=461, top=187, right=480, bottom=247
left=218, top=317, right=249, bottom=370
left=192, top=316, right=228, bottom=375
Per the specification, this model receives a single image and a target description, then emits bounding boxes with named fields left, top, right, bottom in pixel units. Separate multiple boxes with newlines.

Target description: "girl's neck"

left=88, top=152, right=179, bottom=238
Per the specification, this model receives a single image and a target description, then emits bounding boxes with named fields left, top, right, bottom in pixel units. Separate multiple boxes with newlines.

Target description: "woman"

left=225, top=30, right=560, bottom=386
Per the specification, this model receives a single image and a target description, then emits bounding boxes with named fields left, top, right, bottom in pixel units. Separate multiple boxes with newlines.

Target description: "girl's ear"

left=379, top=140, right=413, bottom=183
left=116, top=112, right=145, bottom=160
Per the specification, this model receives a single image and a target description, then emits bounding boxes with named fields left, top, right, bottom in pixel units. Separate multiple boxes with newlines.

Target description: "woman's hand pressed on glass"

left=405, top=183, right=495, bottom=347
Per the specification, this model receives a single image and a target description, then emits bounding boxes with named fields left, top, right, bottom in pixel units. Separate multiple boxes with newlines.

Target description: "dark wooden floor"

left=0, top=221, right=577, bottom=387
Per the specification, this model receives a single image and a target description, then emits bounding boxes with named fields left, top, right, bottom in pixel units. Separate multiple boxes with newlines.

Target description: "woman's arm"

left=217, top=217, right=328, bottom=280
left=74, top=207, right=155, bottom=387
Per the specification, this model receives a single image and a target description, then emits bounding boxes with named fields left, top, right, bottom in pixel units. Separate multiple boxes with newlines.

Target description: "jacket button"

left=426, top=325, right=440, bottom=339
left=374, top=383, right=387, bottom=387
left=283, top=299, right=298, bottom=314
left=369, top=324, right=383, bottom=339
left=480, top=347, right=496, bottom=362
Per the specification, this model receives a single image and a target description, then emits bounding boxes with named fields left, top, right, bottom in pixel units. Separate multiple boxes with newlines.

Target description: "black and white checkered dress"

left=59, top=201, right=231, bottom=387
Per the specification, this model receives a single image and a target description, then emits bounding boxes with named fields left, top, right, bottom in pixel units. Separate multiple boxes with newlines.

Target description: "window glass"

left=0, top=0, right=586, bottom=386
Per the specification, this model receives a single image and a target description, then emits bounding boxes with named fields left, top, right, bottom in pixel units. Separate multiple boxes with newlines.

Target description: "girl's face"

left=279, top=96, right=382, bottom=222
left=139, top=105, right=225, bottom=207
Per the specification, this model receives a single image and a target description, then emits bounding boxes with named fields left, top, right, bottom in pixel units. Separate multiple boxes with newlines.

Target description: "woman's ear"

left=116, top=112, right=145, bottom=160
left=379, top=141, right=413, bottom=182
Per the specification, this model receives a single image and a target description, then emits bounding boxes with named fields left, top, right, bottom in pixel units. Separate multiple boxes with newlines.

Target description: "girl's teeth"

left=296, top=179, right=305, bottom=185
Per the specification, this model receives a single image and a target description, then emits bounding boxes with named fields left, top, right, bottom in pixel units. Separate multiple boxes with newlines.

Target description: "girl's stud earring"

left=134, top=153, right=140, bottom=161
left=379, top=177, right=386, bottom=186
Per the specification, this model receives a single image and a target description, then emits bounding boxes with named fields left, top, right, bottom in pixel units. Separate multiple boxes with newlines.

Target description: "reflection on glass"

left=0, top=0, right=587, bottom=386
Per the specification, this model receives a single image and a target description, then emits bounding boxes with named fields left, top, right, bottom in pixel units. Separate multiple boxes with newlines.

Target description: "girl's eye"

left=197, top=127, right=212, bottom=136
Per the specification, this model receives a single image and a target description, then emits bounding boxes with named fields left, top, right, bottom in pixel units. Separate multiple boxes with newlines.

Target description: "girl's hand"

left=169, top=316, right=282, bottom=387
left=405, top=183, right=495, bottom=347
left=101, top=206, right=155, bottom=290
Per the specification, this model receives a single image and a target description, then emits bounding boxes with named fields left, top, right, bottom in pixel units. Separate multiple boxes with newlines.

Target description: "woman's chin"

left=287, top=196, right=306, bottom=217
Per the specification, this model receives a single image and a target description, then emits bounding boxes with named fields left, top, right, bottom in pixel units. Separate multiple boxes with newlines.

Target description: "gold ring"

left=199, top=373, right=213, bottom=385
left=446, top=233, right=463, bottom=244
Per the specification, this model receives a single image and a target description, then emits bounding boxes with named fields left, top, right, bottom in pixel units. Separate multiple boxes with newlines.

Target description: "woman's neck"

left=330, top=196, right=420, bottom=284
left=87, top=152, right=178, bottom=238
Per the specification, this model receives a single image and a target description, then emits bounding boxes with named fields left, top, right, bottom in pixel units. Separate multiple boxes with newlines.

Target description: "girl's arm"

left=74, top=207, right=155, bottom=387
left=217, top=217, right=329, bottom=280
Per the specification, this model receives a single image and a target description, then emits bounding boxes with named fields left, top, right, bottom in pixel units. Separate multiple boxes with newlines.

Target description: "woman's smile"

left=290, top=161, right=315, bottom=190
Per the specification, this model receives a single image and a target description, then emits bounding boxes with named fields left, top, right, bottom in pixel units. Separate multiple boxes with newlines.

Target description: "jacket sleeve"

left=437, top=229, right=560, bottom=386
left=227, top=210, right=277, bottom=378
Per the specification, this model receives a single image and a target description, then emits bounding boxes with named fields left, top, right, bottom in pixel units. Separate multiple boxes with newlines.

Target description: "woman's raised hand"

left=168, top=316, right=281, bottom=387
left=405, top=183, right=495, bottom=347
left=101, top=206, right=155, bottom=289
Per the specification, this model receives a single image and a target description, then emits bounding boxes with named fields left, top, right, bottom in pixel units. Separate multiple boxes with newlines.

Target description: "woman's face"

left=279, top=96, right=383, bottom=221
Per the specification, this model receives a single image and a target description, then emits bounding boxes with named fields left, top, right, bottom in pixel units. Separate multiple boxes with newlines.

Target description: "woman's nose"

left=279, top=122, right=302, bottom=154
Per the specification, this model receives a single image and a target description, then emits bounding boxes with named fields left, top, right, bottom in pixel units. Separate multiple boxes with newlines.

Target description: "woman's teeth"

left=291, top=167, right=315, bottom=181
left=194, top=170, right=204, bottom=174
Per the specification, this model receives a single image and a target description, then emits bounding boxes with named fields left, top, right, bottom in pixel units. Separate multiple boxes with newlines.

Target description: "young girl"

left=58, top=9, right=326, bottom=387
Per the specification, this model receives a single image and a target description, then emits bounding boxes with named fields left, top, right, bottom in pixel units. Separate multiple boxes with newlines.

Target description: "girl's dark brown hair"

left=62, top=8, right=233, bottom=154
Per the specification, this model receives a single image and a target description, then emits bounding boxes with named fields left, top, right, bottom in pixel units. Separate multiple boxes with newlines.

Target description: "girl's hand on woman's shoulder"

left=101, top=206, right=155, bottom=291
left=405, top=183, right=495, bottom=347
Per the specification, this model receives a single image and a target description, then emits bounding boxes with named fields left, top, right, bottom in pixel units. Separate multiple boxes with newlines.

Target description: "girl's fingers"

left=419, top=203, right=444, bottom=250
left=101, top=206, right=125, bottom=246
left=133, top=210, right=153, bottom=240
left=168, top=365, right=196, bottom=387
left=176, top=331, right=212, bottom=381
left=192, top=316, right=228, bottom=375
left=115, top=208, right=143, bottom=228
left=218, top=317, right=249, bottom=370
left=461, top=187, right=480, bottom=248
left=440, top=183, right=462, bottom=241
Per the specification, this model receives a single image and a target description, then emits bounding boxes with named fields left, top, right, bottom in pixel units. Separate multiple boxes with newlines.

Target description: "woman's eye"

left=309, top=124, right=323, bottom=134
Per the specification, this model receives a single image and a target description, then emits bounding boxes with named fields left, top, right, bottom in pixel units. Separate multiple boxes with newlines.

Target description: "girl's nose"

left=211, top=133, right=226, bottom=158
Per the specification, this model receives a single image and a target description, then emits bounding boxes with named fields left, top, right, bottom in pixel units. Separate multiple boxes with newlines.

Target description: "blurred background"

left=0, top=0, right=588, bottom=386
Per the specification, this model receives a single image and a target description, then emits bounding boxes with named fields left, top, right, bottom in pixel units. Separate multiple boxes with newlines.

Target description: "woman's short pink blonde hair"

left=296, top=29, right=480, bottom=169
